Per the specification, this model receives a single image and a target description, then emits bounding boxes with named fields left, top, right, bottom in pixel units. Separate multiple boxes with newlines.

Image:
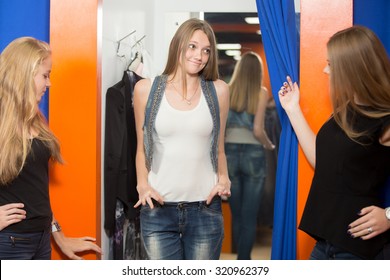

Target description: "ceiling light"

left=244, top=17, right=259, bottom=24
left=217, top=43, right=241, bottom=50
left=225, top=50, right=241, bottom=57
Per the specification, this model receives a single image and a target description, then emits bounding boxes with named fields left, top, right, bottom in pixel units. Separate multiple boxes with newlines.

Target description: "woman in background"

left=225, top=51, right=274, bottom=259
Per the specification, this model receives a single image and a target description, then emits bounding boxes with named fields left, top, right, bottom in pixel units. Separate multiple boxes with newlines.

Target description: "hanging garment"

left=104, top=70, right=146, bottom=259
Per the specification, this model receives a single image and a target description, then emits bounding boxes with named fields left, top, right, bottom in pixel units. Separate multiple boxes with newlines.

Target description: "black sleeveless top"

left=0, top=139, right=52, bottom=232
left=299, top=109, right=390, bottom=259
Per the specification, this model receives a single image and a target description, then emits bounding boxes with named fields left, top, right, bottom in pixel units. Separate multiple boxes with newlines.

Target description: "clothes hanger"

left=116, top=30, right=136, bottom=57
left=128, top=35, right=146, bottom=72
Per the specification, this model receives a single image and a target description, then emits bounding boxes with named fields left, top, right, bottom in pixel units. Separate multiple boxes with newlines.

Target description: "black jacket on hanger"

left=104, top=71, right=143, bottom=236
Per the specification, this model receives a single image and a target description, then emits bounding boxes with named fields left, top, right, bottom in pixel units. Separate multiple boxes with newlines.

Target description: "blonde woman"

left=225, top=51, right=274, bottom=259
left=280, top=26, right=390, bottom=259
left=0, top=37, right=102, bottom=259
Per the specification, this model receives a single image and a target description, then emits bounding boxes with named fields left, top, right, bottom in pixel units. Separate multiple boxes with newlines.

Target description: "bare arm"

left=206, top=79, right=231, bottom=204
left=279, top=76, right=316, bottom=168
left=253, top=87, right=275, bottom=150
left=51, top=216, right=102, bottom=260
left=133, top=79, right=164, bottom=209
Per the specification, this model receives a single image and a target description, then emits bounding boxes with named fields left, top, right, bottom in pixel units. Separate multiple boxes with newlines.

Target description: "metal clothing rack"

left=131, top=35, right=146, bottom=48
left=116, top=30, right=136, bottom=55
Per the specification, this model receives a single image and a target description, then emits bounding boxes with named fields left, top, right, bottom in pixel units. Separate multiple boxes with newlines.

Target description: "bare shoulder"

left=212, top=79, right=229, bottom=113
left=134, top=78, right=152, bottom=94
left=261, top=86, right=269, bottom=94
left=213, top=79, right=229, bottom=98
left=134, top=78, right=152, bottom=104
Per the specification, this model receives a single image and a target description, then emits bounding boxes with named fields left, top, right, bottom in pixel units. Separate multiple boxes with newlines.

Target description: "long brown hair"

left=229, top=51, right=263, bottom=114
left=0, top=37, right=63, bottom=185
left=327, top=26, right=390, bottom=141
left=162, top=18, right=219, bottom=96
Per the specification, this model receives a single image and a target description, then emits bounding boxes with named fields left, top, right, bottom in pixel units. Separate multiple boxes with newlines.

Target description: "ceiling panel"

left=204, top=12, right=262, bottom=80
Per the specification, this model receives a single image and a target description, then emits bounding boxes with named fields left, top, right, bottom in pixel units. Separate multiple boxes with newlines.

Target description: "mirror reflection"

left=102, top=7, right=280, bottom=260
left=204, top=12, right=281, bottom=260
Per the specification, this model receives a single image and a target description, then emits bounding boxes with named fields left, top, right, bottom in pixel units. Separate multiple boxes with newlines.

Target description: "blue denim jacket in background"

left=143, top=75, right=220, bottom=172
left=226, top=110, right=255, bottom=130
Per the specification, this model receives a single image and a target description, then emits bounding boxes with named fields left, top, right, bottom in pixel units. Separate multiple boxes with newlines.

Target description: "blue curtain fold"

left=256, top=0, right=300, bottom=259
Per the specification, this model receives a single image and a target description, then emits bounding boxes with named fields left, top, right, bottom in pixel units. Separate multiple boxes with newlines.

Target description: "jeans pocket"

left=202, top=199, right=222, bottom=215
left=9, top=236, right=31, bottom=247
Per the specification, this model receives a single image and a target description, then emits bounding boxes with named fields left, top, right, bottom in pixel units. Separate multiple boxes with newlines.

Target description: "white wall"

left=100, top=0, right=258, bottom=259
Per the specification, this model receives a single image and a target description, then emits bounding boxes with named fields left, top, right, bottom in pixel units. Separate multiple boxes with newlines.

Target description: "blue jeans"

left=0, top=229, right=51, bottom=260
left=310, top=240, right=364, bottom=260
left=225, top=143, right=266, bottom=259
left=140, top=197, right=224, bottom=260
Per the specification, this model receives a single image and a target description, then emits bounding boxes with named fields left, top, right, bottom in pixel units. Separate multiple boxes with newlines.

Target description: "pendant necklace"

left=171, top=80, right=199, bottom=105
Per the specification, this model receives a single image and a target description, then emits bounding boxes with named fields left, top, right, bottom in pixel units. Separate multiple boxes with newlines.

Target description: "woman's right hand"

left=278, top=75, right=317, bottom=168
left=278, top=76, right=301, bottom=114
left=134, top=184, right=164, bottom=209
left=0, top=203, right=26, bottom=231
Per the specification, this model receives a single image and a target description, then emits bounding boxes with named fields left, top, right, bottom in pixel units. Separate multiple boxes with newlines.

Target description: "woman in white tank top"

left=133, top=18, right=231, bottom=260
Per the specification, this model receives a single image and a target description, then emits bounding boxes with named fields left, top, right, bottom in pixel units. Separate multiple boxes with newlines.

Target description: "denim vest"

left=143, top=75, right=220, bottom=172
left=226, top=110, right=255, bottom=130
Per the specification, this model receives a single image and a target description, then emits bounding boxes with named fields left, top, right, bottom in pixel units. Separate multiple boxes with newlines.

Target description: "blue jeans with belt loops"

left=140, top=197, right=224, bottom=260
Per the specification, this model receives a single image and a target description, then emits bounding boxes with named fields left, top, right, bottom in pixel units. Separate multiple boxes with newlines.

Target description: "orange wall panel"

left=49, top=0, right=101, bottom=260
left=298, top=0, right=352, bottom=259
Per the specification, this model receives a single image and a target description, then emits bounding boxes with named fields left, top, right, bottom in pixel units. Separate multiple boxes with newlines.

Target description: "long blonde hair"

left=229, top=51, right=263, bottom=114
left=162, top=18, right=219, bottom=97
left=0, top=37, right=63, bottom=185
left=327, top=26, right=390, bottom=141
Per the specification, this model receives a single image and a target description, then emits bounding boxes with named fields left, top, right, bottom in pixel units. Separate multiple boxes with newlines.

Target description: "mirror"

left=101, top=1, right=281, bottom=260
left=204, top=12, right=281, bottom=260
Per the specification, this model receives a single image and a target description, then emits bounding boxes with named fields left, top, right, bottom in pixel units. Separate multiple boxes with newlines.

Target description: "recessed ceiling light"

left=217, top=43, right=241, bottom=50
left=244, top=17, right=259, bottom=24
left=225, top=50, right=241, bottom=57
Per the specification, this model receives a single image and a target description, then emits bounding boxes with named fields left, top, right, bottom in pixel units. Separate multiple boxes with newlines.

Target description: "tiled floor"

left=220, top=226, right=272, bottom=260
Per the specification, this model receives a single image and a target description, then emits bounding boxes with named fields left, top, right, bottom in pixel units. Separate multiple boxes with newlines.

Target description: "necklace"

left=171, top=80, right=200, bottom=105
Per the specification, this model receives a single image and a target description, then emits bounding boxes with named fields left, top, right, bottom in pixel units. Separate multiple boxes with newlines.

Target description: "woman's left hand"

left=53, top=233, right=102, bottom=260
left=348, top=206, right=390, bottom=240
left=206, top=181, right=231, bottom=204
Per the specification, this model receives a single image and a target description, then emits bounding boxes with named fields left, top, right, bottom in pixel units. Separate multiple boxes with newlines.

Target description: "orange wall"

left=298, top=0, right=352, bottom=259
left=49, top=0, right=101, bottom=260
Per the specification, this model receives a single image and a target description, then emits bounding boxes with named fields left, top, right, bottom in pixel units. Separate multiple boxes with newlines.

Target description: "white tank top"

left=148, top=90, right=217, bottom=202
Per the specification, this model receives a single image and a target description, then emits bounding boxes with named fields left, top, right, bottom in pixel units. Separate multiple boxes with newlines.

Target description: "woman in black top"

left=279, top=26, right=390, bottom=259
left=0, top=37, right=102, bottom=259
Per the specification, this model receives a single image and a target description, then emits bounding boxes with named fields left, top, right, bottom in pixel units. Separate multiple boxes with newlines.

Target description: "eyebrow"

left=189, top=40, right=211, bottom=48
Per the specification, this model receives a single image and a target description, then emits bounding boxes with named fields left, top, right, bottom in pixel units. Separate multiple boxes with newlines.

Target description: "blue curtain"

left=0, top=0, right=50, bottom=119
left=256, top=0, right=300, bottom=259
left=353, top=0, right=390, bottom=207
